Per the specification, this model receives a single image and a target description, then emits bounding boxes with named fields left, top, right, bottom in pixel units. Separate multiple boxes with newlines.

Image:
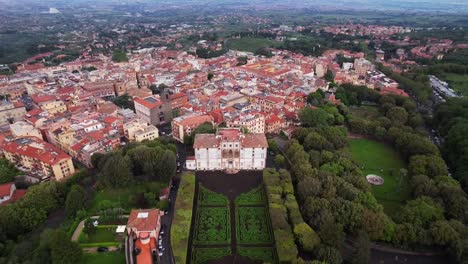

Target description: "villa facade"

left=186, top=128, right=268, bottom=171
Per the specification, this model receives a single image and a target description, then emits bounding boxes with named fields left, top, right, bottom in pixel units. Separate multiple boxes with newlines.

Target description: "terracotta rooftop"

left=193, top=129, right=268, bottom=149
left=31, top=94, right=57, bottom=104
left=2, top=137, right=71, bottom=165
left=134, top=96, right=163, bottom=109
left=127, top=209, right=160, bottom=232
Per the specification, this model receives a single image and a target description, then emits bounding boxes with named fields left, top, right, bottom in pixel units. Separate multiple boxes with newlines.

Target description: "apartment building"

left=0, top=100, right=26, bottom=126
left=2, top=137, right=75, bottom=181
left=123, top=119, right=159, bottom=142
left=134, top=93, right=172, bottom=126
left=171, top=112, right=213, bottom=142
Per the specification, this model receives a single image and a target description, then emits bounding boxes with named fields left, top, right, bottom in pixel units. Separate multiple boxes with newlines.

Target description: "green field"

left=90, top=182, right=163, bottom=213
left=348, top=139, right=410, bottom=216
left=81, top=251, right=125, bottom=264
left=79, top=226, right=119, bottom=244
left=227, top=37, right=279, bottom=53
left=348, top=105, right=380, bottom=119
left=438, top=73, right=468, bottom=96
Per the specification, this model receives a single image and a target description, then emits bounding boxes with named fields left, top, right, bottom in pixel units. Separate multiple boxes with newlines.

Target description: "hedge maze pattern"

left=191, top=247, right=231, bottom=264
left=190, top=182, right=277, bottom=263
left=193, top=207, right=231, bottom=244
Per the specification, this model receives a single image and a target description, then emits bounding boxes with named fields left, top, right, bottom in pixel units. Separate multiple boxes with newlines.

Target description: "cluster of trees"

left=150, top=83, right=168, bottom=95
left=287, top=127, right=380, bottom=264
left=377, top=64, right=433, bottom=104
left=0, top=182, right=65, bottom=240
left=112, top=93, right=135, bottom=110
left=434, top=97, right=468, bottom=192
left=183, top=122, right=215, bottom=146
left=196, top=47, right=227, bottom=59
left=112, top=50, right=129, bottom=62
left=0, top=158, right=20, bottom=184
left=0, top=170, right=91, bottom=264
left=81, top=66, right=97, bottom=72
left=337, top=98, right=468, bottom=260
left=236, top=56, right=248, bottom=66
left=91, top=139, right=177, bottom=187
left=255, top=47, right=273, bottom=58
left=299, top=104, right=345, bottom=128
left=264, top=169, right=320, bottom=263
left=293, top=100, right=468, bottom=262
left=442, top=49, right=468, bottom=65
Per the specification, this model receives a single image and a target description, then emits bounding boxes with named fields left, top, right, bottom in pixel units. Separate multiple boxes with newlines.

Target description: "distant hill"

left=0, top=0, right=467, bottom=14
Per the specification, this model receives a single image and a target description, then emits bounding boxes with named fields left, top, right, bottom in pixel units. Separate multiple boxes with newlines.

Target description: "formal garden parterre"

left=193, top=206, right=231, bottom=245
left=191, top=247, right=232, bottom=264
left=188, top=172, right=278, bottom=264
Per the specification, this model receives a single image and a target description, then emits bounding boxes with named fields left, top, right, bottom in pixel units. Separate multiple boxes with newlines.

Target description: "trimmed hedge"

left=264, top=168, right=321, bottom=260
left=79, top=242, right=121, bottom=248
left=264, top=169, right=298, bottom=262
left=171, top=173, right=196, bottom=264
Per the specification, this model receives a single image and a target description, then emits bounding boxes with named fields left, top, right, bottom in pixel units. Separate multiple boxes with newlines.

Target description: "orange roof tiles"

left=127, top=209, right=160, bottom=232
left=32, top=94, right=57, bottom=104
left=2, top=137, right=71, bottom=165
left=134, top=97, right=163, bottom=109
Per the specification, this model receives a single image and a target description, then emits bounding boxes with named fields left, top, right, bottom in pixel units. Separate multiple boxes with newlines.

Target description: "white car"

left=158, top=252, right=163, bottom=256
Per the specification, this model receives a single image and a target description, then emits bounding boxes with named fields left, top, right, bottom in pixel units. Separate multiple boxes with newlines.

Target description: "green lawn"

left=348, top=139, right=410, bottom=216
left=227, top=37, right=279, bottom=53
left=348, top=106, right=380, bottom=119
left=171, top=173, right=196, bottom=264
left=438, top=73, right=468, bottom=96
left=81, top=251, right=125, bottom=264
left=90, top=182, right=163, bottom=213
left=80, top=226, right=118, bottom=243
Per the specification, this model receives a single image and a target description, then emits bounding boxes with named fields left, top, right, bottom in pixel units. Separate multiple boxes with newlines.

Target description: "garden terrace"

left=188, top=171, right=278, bottom=263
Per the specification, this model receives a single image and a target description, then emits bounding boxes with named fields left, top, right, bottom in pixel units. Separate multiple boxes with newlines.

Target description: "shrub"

left=293, top=223, right=321, bottom=252
left=171, top=173, right=196, bottom=264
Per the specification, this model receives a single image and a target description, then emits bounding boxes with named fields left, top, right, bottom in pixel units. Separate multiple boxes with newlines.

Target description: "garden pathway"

left=71, top=215, right=99, bottom=242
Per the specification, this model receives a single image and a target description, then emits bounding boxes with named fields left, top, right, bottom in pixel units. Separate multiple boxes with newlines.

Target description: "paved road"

left=158, top=142, right=187, bottom=264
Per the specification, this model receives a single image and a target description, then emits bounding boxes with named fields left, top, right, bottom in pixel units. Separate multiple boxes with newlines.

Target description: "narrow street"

left=157, top=140, right=187, bottom=264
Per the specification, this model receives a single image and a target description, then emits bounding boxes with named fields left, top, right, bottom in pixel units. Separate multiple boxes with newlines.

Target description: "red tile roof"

left=127, top=209, right=160, bottom=232
left=32, top=94, right=57, bottom=104
left=0, top=182, right=13, bottom=197
left=134, top=97, right=163, bottom=109
left=2, top=137, right=71, bottom=165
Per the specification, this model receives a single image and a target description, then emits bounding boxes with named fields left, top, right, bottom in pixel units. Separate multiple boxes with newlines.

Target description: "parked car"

left=97, top=247, right=109, bottom=252
left=134, top=248, right=141, bottom=255
left=158, top=252, right=163, bottom=257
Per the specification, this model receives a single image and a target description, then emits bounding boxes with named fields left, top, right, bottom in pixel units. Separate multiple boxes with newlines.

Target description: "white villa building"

left=186, top=128, right=268, bottom=171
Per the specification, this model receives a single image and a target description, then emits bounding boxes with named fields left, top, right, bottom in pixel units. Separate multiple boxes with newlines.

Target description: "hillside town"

left=1, top=2, right=468, bottom=263
left=0, top=43, right=414, bottom=184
